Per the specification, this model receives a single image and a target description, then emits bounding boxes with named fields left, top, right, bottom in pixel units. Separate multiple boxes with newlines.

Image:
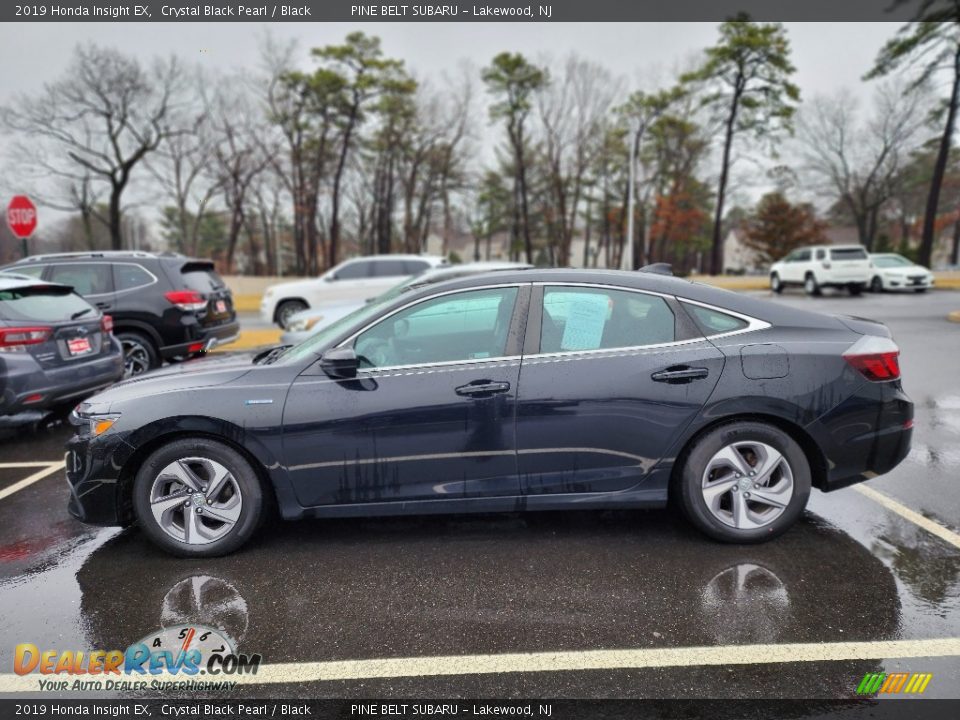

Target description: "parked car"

left=0, top=275, right=123, bottom=417
left=281, top=261, right=534, bottom=344
left=67, top=268, right=912, bottom=557
left=868, top=253, right=935, bottom=293
left=769, top=245, right=872, bottom=296
left=1, top=252, right=239, bottom=378
left=260, top=254, right=448, bottom=329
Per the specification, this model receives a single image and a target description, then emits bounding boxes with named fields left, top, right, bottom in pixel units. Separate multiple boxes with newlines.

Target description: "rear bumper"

left=0, top=344, right=124, bottom=416
left=806, top=380, right=913, bottom=492
left=159, top=320, right=240, bottom=359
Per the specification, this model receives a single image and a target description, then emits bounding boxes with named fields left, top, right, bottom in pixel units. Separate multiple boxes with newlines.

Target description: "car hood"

left=879, top=265, right=929, bottom=275
left=266, top=277, right=320, bottom=296
left=84, top=353, right=257, bottom=409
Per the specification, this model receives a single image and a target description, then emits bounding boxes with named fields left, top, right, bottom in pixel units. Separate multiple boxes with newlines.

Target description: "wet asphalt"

left=0, top=289, right=959, bottom=700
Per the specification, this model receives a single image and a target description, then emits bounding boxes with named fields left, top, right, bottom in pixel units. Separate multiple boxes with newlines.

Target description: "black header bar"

left=1, top=0, right=945, bottom=23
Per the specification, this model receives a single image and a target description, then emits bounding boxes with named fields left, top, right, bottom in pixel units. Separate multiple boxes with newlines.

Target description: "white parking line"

left=0, top=462, right=65, bottom=503
left=0, top=462, right=60, bottom=468
left=0, top=637, right=958, bottom=691
left=854, top=484, right=960, bottom=551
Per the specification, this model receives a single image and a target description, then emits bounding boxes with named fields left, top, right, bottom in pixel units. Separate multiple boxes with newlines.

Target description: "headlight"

left=72, top=404, right=120, bottom=437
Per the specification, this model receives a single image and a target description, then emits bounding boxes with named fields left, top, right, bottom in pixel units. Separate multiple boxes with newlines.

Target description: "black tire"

left=770, top=273, right=783, bottom=294
left=871, top=276, right=884, bottom=293
left=848, top=283, right=864, bottom=296
left=803, top=273, right=821, bottom=296
left=116, top=331, right=159, bottom=378
left=914, top=288, right=927, bottom=294
left=132, top=437, right=264, bottom=557
left=275, top=300, right=308, bottom=329
left=676, top=421, right=811, bottom=544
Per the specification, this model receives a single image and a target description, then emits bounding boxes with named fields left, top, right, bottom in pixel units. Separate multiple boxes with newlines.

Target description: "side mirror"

left=320, top=347, right=359, bottom=379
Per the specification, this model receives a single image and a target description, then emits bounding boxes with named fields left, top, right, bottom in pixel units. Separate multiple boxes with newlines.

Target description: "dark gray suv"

left=1, top=252, right=239, bottom=377
left=0, top=275, right=123, bottom=417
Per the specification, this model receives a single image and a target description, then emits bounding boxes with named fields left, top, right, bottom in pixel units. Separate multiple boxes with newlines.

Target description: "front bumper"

left=0, top=343, right=124, bottom=416
left=806, top=379, right=913, bottom=491
left=65, top=428, right=134, bottom=526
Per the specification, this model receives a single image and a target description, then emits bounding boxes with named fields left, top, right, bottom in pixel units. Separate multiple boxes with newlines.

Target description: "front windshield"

left=873, top=255, right=913, bottom=268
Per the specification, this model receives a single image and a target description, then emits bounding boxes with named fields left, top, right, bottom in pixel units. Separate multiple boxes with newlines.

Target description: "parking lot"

left=0, top=289, right=959, bottom=699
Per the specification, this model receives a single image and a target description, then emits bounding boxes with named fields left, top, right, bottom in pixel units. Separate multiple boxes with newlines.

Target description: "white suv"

left=769, top=245, right=871, bottom=296
left=261, top=255, right=447, bottom=328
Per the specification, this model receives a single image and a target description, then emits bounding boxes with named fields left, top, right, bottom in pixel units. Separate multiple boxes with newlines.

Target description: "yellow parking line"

left=0, top=637, right=958, bottom=690
left=854, top=484, right=960, bottom=551
left=0, top=462, right=65, bottom=503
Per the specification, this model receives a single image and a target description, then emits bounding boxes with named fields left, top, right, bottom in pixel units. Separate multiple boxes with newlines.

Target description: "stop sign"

left=7, top=195, right=37, bottom=239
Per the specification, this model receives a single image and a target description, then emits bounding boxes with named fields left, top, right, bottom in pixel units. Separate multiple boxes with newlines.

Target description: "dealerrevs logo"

left=14, top=625, right=261, bottom=691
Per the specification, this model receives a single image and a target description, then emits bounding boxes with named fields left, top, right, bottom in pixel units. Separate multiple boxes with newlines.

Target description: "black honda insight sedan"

left=66, top=269, right=913, bottom=556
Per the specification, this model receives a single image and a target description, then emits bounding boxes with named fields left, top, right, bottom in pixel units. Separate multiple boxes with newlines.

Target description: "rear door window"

left=404, top=259, right=431, bottom=274
left=47, top=264, right=114, bottom=296
left=540, top=287, right=675, bottom=353
left=830, top=247, right=868, bottom=261
left=0, top=286, right=94, bottom=322
left=371, top=260, right=411, bottom=277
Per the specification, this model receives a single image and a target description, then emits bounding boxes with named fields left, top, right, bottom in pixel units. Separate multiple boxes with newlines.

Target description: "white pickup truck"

left=769, top=245, right=872, bottom=296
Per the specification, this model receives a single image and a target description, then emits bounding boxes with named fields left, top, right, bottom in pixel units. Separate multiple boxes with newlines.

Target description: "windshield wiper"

left=253, top=344, right=292, bottom=365
left=70, top=308, right=93, bottom=320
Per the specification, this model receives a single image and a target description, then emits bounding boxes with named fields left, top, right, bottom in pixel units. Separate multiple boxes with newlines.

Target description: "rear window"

left=831, top=247, right=868, bottom=261
left=686, top=304, right=749, bottom=336
left=178, top=263, right=226, bottom=293
left=0, top=287, right=95, bottom=322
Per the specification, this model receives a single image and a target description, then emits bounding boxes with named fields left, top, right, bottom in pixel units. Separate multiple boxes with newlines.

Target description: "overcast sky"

left=0, top=22, right=901, bottom=106
left=0, top=22, right=910, bottom=226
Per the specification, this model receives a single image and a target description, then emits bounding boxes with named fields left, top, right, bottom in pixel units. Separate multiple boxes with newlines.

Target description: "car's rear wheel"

left=803, top=274, right=821, bottom=296
left=677, top=421, right=811, bottom=543
left=117, top=331, right=159, bottom=378
left=276, top=300, right=308, bottom=329
left=770, top=273, right=783, bottom=294
left=132, top=438, right=264, bottom=557
left=871, top=276, right=884, bottom=293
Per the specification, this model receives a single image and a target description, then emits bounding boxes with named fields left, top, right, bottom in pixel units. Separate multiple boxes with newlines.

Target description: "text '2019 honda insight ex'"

left=65, top=269, right=913, bottom=556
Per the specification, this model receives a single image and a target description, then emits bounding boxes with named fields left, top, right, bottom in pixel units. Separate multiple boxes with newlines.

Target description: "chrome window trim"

left=338, top=282, right=528, bottom=373
left=678, top=297, right=771, bottom=340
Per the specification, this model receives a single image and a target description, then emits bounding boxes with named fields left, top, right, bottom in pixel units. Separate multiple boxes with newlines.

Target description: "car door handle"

left=95, top=302, right=111, bottom=310
left=651, top=366, right=709, bottom=384
left=455, top=380, right=511, bottom=397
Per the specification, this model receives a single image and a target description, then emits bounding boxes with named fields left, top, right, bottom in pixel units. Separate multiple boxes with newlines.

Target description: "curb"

left=948, top=311, right=960, bottom=323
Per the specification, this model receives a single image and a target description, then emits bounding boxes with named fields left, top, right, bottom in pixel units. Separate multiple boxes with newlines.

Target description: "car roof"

left=9, top=251, right=179, bottom=264
left=408, top=268, right=846, bottom=330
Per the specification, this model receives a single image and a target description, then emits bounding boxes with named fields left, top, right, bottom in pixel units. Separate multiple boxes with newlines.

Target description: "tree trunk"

left=108, top=183, right=123, bottom=250
left=329, top=101, right=360, bottom=269
left=952, top=211, right=960, bottom=266
left=710, top=81, right=742, bottom=275
left=920, top=47, right=960, bottom=268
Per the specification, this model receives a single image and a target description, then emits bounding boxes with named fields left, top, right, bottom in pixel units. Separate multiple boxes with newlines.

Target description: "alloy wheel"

left=148, top=457, right=244, bottom=545
left=700, top=441, right=794, bottom=530
left=121, top=338, right=152, bottom=378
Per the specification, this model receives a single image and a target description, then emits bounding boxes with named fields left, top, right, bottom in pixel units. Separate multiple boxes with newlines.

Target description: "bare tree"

left=1, top=44, right=182, bottom=250
left=538, top=54, right=620, bottom=267
left=797, top=81, right=930, bottom=250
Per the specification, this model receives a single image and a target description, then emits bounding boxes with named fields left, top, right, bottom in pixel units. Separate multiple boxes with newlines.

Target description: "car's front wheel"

left=770, top=273, right=783, bottom=294
left=677, top=421, right=811, bottom=543
left=132, top=438, right=264, bottom=557
left=275, top=300, right=308, bottom=329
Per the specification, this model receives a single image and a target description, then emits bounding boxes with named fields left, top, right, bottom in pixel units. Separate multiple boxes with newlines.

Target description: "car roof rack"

left=15, top=250, right=160, bottom=263
left=639, top=262, right=673, bottom=276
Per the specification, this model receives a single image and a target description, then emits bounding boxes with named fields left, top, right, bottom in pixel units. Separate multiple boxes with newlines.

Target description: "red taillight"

left=164, top=290, right=206, bottom=312
left=187, top=342, right=204, bottom=353
left=0, top=326, right=52, bottom=349
left=843, top=335, right=901, bottom=382
left=101, top=314, right=113, bottom=334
